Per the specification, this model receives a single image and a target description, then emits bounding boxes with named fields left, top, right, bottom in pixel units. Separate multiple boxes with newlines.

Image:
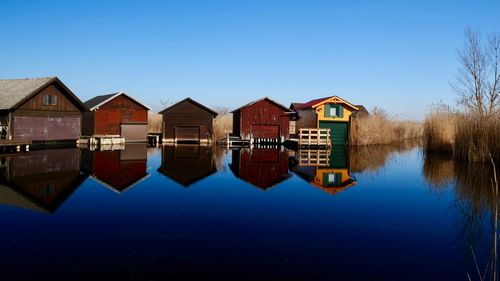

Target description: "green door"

left=319, top=121, right=348, bottom=145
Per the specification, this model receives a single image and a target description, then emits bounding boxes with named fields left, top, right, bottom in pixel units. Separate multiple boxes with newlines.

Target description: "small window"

left=330, top=106, right=337, bottom=117
left=43, top=95, right=57, bottom=105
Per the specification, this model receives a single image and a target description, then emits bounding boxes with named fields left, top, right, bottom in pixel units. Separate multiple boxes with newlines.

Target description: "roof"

left=354, top=105, right=369, bottom=116
left=84, top=92, right=151, bottom=111
left=0, top=77, right=87, bottom=111
left=291, top=96, right=358, bottom=111
left=159, top=97, right=218, bottom=116
left=231, top=97, right=294, bottom=113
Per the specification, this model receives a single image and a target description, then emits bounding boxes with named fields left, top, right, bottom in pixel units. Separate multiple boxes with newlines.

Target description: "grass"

left=349, top=108, right=423, bottom=146
left=424, top=107, right=500, bottom=162
left=147, top=113, right=162, bottom=134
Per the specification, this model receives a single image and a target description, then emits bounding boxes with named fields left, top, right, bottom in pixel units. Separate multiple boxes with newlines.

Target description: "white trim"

left=89, top=92, right=151, bottom=111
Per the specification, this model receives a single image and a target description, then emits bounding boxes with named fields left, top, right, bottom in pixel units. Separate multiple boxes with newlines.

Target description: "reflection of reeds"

left=349, top=141, right=421, bottom=173
left=423, top=153, right=455, bottom=193
left=212, top=146, right=228, bottom=172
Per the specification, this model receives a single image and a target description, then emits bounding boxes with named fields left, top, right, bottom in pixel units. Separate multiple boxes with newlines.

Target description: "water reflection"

left=0, top=148, right=87, bottom=212
left=424, top=152, right=500, bottom=276
left=81, top=143, right=149, bottom=193
left=230, top=148, right=290, bottom=189
left=158, top=145, right=217, bottom=187
left=291, top=146, right=356, bottom=195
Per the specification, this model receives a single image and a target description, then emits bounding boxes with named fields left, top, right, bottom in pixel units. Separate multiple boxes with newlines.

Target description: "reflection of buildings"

left=158, top=145, right=217, bottom=187
left=230, top=148, right=290, bottom=190
left=81, top=143, right=148, bottom=192
left=0, top=148, right=88, bottom=213
left=291, top=146, right=356, bottom=195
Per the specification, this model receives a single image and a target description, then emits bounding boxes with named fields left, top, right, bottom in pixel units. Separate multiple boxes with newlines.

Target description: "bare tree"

left=453, top=27, right=500, bottom=116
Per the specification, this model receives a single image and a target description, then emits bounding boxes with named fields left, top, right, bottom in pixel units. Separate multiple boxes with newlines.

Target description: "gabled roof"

left=0, top=77, right=87, bottom=111
left=291, top=96, right=358, bottom=111
left=84, top=91, right=151, bottom=111
left=231, top=97, right=294, bottom=113
left=159, top=97, right=218, bottom=116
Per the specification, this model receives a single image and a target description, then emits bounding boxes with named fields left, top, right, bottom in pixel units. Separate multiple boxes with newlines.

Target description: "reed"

left=147, top=113, right=162, bottom=134
left=349, top=108, right=423, bottom=146
left=424, top=108, right=500, bottom=162
left=213, top=113, right=233, bottom=141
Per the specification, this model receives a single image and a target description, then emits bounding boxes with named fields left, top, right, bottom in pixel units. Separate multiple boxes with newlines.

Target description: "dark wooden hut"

left=0, top=148, right=88, bottom=213
left=230, top=148, right=290, bottom=190
left=81, top=143, right=149, bottom=193
left=159, top=98, right=218, bottom=144
left=232, top=97, right=293, bottom=143
left=83, top=92, right=150, bottom=142
left=0, top=77, right=87, bottom=142
left=158, top=145, right=217, bottom=187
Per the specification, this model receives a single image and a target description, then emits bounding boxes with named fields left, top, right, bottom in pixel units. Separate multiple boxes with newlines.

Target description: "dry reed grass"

left=349, top=108, right=423, bottom=146
left=424, top=107, right=500, bottom=162
left=148, top=113, right=163, bottom=134
left=214, top=113, right=233, bottom=141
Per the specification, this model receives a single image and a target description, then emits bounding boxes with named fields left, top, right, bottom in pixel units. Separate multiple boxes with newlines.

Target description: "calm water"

left=0, top=143, right=496, bottom=280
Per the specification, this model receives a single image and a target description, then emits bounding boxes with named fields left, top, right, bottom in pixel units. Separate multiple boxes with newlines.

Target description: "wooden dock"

left=0, top=140, right=31, bottom=153
left=298, top=128, right=331, bottom=148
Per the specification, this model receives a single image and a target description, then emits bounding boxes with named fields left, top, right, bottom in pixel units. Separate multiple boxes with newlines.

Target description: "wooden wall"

left=295, top=109, right=317, bottom=130
left=18, top=84, right=81, bottom=113
left=162, top=100, right=215, bottom=140
left=236, top=100, right=290, bottom=140
left=90, top=95, right=148, bottom=136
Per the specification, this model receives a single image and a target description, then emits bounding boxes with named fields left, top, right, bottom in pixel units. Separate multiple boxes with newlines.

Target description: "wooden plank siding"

left=161, top=99, right=216, bottom=142
left=234, top=99, right=290, bottom=140
left=89, top=94, right=148, bottom=136
left=18, top=84, right=81, bottom=112
left=10, top=82, right=84, bottom=142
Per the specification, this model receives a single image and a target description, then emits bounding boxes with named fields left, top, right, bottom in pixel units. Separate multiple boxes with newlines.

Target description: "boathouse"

left=158, top=145, right=217, bottom=187
left=291, top=96, right=358, bottom=146
left=0, top=77, right=87, bottom=143
left=83, top=92, right=150, bottom=143
left=232, top=97, right=293, bottom=144
left=159, top=98, right=218, bottom=144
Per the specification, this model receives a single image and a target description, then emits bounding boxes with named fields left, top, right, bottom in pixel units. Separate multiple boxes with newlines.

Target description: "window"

left=43, top=94, right=57, bottom=105
left=324, top=104, right=343, bottom=118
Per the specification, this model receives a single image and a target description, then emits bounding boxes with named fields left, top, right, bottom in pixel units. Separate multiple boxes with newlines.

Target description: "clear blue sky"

left=1, top=0, right=499, bottom=119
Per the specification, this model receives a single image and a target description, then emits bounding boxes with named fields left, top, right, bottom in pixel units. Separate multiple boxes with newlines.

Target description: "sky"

left=0, top=0, right=499, bottom=119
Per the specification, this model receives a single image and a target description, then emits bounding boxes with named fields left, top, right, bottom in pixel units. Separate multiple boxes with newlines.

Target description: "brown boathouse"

left=83, top=92, right=150, bottom=143
left=0, top=77, right=87, bottom=143
left=159, top=98, right=218, bottom=144
left=232, top=97, right=293, bottom=144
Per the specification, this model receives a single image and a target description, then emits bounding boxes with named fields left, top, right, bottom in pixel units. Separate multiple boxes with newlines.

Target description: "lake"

left=0, top=143, right=496, bottom=280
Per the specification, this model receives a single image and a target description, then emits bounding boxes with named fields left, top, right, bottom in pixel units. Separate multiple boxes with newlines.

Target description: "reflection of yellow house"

left=291, top=147, right=357, bottom=196
left=311, top=168, right=357, bottom=195
left=291, top=96, right=359, bottom=145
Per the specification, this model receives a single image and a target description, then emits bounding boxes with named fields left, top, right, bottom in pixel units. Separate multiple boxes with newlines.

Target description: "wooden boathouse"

left=231, top=97, right=293, bottom=146
left=0, top=77, right=87, bottom=148
left=159, top=98, right=218, bottom=144
left=82, top=92, right=150, bottom=144
left=291, top=96, right=358, bottom=146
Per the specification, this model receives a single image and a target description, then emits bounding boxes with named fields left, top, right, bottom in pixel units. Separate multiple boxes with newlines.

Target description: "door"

left=175, top=126, right=200, bottom=142
left=121, top=124, right=147, bottom=142
left=319, top=121, right=348, bottom=145
left=251, top=125, right=279, bottom=139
